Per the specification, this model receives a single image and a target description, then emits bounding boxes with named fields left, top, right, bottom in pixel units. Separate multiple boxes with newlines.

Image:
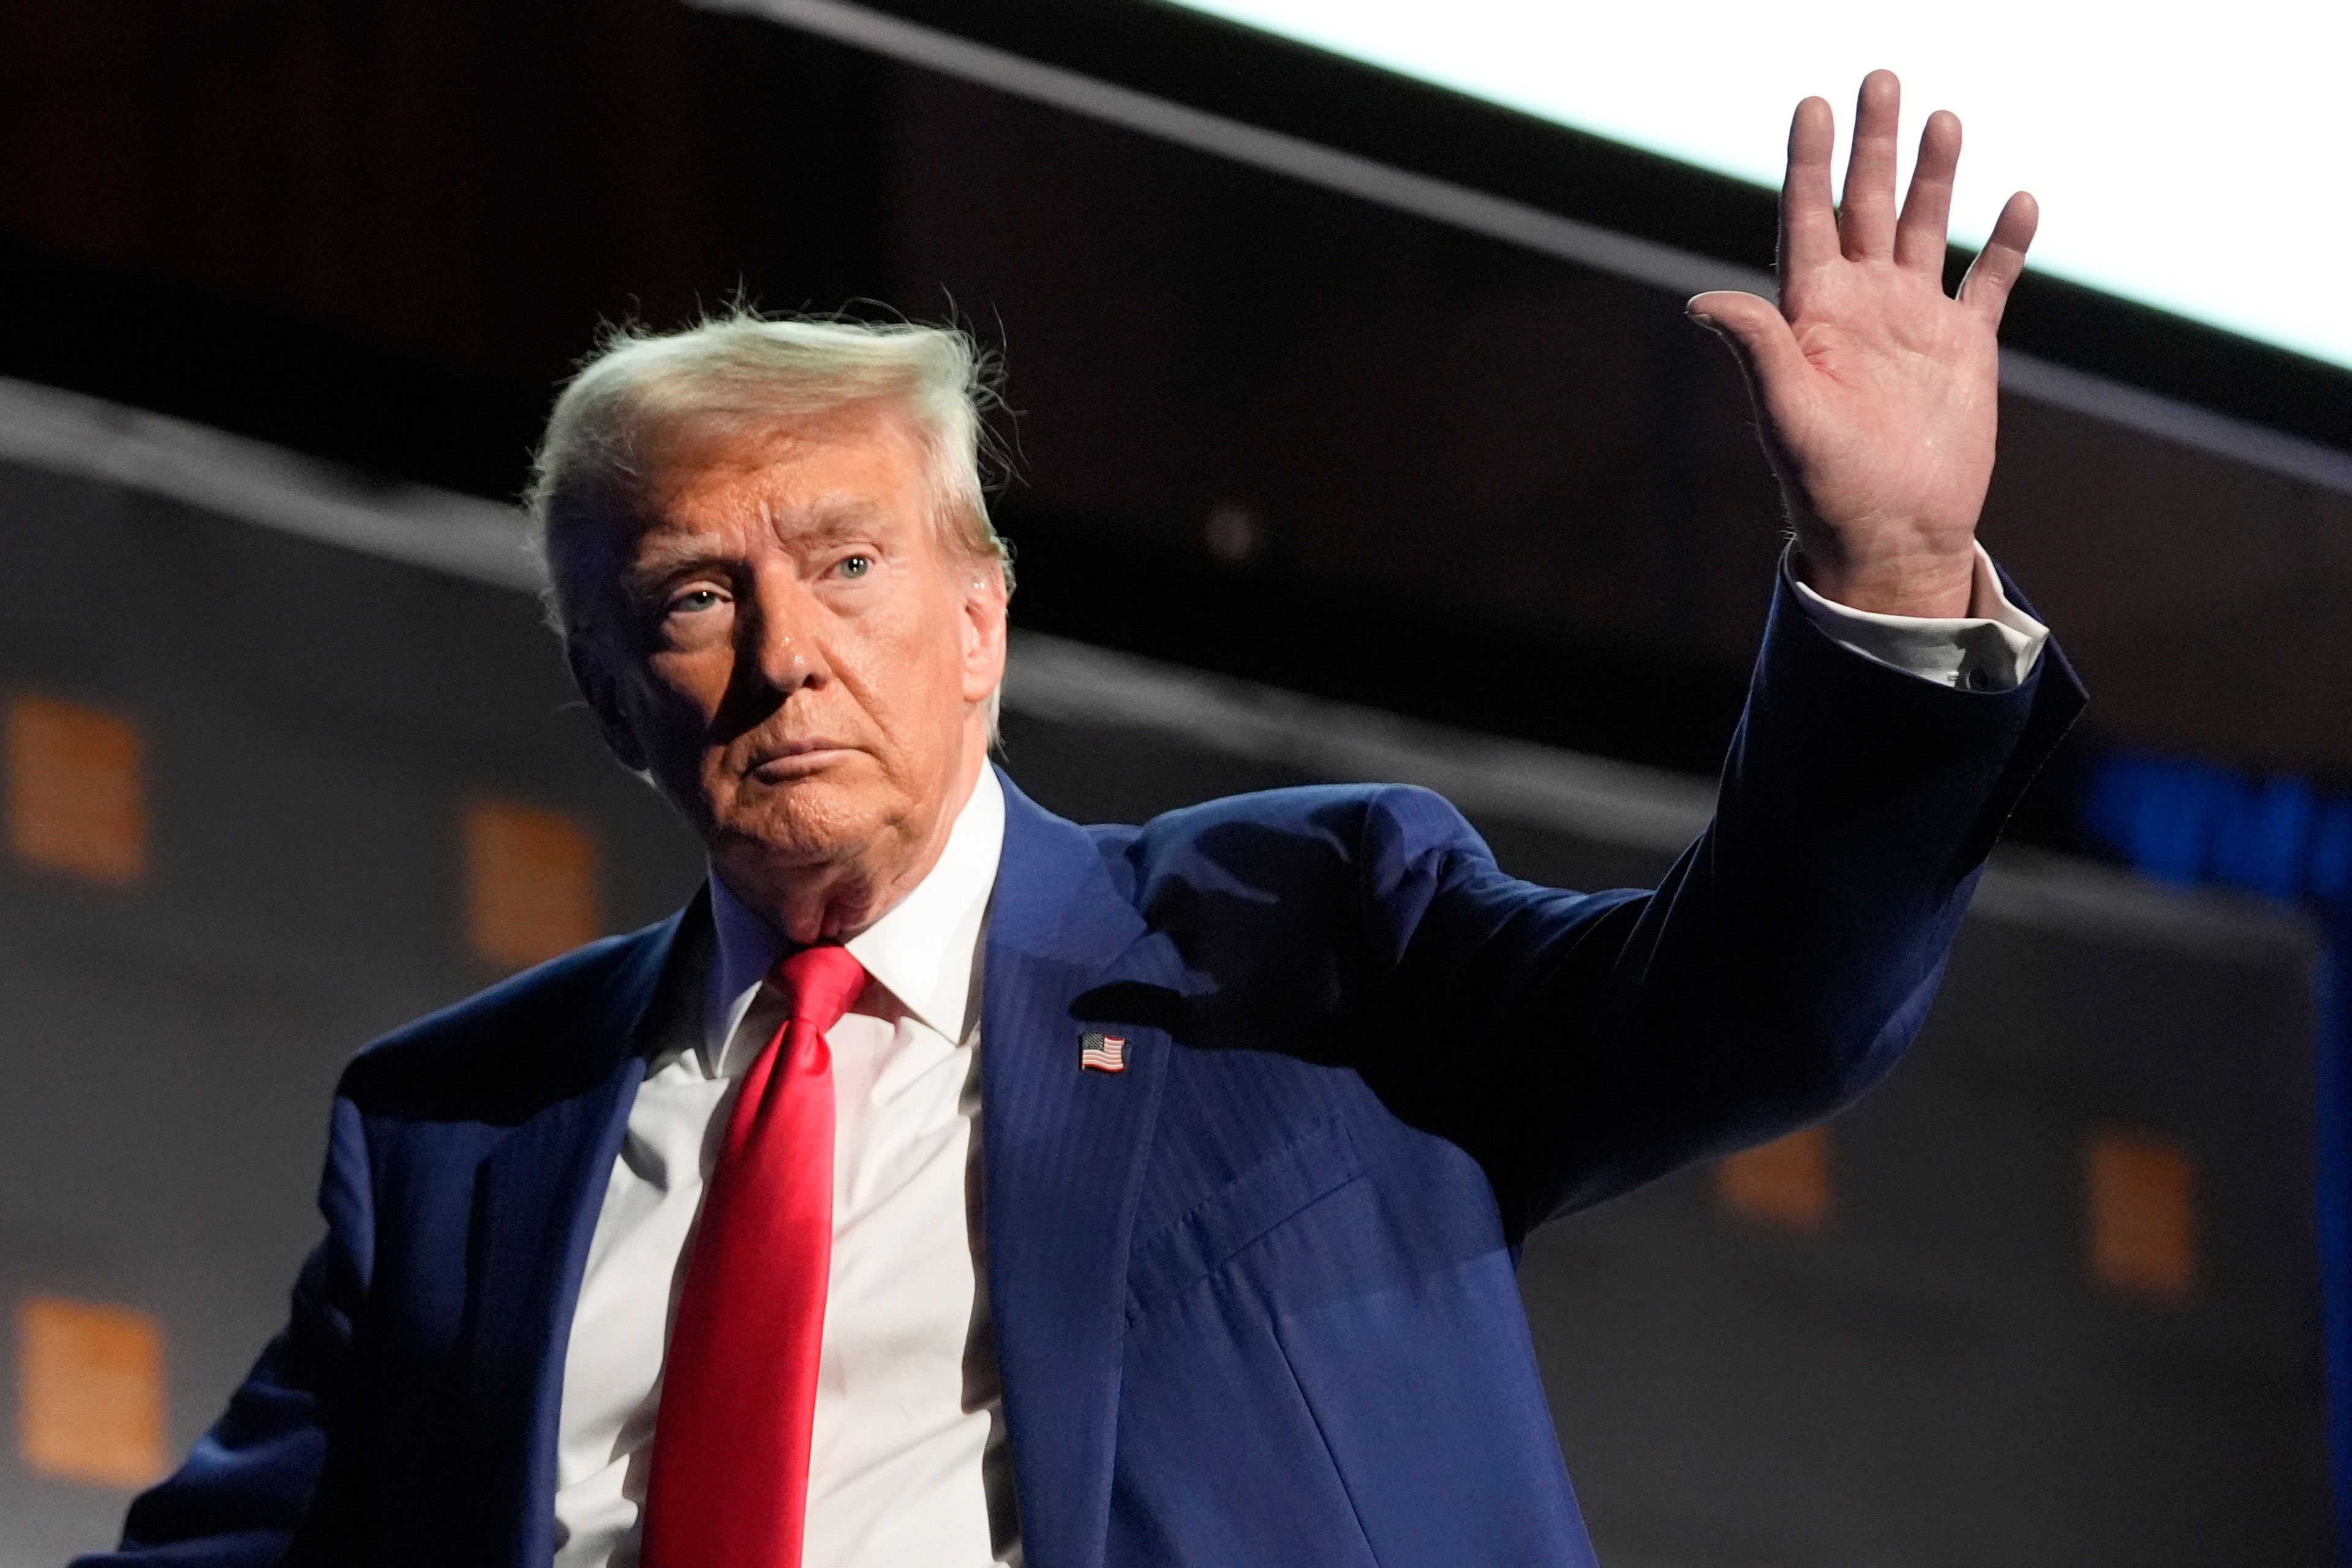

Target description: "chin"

left=714, top=771, right=900, bottom=869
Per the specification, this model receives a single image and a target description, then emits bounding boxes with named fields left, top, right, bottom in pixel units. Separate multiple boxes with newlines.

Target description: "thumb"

left=1686, top=290, right=1807, bottom=394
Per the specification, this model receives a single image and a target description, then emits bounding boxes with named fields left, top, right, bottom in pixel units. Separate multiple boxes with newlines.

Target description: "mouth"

left=745, top=740, right=859, bottom=781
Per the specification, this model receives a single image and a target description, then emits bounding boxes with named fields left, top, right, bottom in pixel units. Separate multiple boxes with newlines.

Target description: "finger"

left=1840, top=69, right=1902, bottom=261
left=1959, top=190, right=2040, bottom=325
left=1781, top=96, right=1841, bottom=283
left=1689, top=290, right=1811, bottom=404
left=1893, top=109, right=1961, bottom=276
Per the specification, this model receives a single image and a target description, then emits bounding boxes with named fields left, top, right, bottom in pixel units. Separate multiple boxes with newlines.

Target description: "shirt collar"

left=703, top=765, right=1006, bottom=1066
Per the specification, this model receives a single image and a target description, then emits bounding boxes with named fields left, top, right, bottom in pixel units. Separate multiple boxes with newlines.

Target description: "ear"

left=958, top=564, right=1011, bottom=706
left=565, top=631, right=650, bottom=772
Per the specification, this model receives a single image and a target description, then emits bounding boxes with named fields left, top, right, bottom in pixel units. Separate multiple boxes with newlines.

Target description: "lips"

left=745, top=740, right=856, bottom=778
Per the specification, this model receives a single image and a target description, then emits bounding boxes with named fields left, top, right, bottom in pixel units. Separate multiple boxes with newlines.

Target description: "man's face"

left=563, top=398, right=1008, bottom=939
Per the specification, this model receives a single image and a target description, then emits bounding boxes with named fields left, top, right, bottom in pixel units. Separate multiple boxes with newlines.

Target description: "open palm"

left=1692, top=70, right=2038, bottom=619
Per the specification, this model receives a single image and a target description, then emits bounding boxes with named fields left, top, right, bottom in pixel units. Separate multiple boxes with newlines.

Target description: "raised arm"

left=1366, top=76, right=2079, bottom=1229
left=1369, top=567, right=2082, bottom=1232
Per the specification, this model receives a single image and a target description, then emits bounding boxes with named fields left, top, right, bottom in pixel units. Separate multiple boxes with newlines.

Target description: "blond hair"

left=527, top=310, right=1012, bottom=631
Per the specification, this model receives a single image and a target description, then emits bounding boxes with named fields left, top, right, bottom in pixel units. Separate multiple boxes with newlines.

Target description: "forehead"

left=648, top=398, right=932, bottom=541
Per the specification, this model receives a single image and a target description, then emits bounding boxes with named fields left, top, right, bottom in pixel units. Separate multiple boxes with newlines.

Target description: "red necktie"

left=641, top=943, right=869, bottom=1568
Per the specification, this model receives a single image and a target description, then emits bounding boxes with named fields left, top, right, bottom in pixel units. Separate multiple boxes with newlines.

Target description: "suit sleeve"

left=72, top=1096, right=375, bottom=1567
left=1363, top=567, right=2086, bottom=1234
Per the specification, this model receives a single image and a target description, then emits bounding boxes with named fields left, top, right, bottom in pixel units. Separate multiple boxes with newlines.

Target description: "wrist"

left=1789, top=538, right=1977, bottom=619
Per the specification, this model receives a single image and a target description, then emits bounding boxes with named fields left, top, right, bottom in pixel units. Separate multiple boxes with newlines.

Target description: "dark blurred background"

left=3, top=3, right=2348, bottom=1564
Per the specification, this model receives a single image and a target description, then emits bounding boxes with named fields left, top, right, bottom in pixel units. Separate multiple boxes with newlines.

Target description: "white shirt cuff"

left=1788, top=544, right=2049, bottom=692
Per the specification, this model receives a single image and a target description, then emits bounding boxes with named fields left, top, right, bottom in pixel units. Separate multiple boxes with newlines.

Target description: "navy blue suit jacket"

left=83, top=578, right=2082, bottom=1567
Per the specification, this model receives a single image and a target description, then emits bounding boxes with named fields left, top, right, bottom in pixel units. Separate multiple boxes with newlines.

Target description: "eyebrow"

left=620, top=533, right=734, bottom=594
left=617, top=502, right=893, bottom=595
left=758, top=497, right=889, bottom=547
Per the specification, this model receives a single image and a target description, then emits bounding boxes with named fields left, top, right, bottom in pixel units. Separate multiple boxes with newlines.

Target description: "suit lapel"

left=984, top=771, right=1188, bottom=1568
left=450, top=783, right=1179, bottom=1568
left=461, top=897, right=704, bottom=1568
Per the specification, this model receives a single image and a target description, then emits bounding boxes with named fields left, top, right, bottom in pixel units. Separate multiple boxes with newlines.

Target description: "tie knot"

left=772, top=944, right=867, bottom=1036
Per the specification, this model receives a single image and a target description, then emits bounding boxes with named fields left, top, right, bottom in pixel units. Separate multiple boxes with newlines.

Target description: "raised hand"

left=1691, top=70, right=2037, bottom=619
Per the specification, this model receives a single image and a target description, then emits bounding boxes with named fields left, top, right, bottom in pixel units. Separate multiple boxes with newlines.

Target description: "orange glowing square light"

left=463, top=797, right=601, bottom=970
left=1715, top=1125, right=1833, bottom=1231
left=18, top=1295, right=168, bottom=1487
left=6, top=694, right=146, bottom=883
left=2084, top=1129, right=2197, bottom=1303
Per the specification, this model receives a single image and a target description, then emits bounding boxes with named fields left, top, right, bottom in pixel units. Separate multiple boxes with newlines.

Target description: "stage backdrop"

left=0, top=380, right=2329, bottom=1566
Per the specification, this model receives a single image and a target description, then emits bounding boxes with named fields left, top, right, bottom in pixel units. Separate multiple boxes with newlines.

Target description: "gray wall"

left=0, top=409, right=2329, bottom=1566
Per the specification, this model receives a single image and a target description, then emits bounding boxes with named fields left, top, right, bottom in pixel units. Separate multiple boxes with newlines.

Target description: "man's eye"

left=667, top=589, right=726, bottom=615
left=834, top=554, right=873, bottom=579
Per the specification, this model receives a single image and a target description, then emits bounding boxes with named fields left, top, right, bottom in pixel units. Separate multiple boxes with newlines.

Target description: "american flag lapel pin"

left=1079, top=1030, right=1128, bottom=1074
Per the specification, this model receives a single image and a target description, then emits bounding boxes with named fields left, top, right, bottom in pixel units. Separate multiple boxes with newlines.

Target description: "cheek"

left=631, top=650, right=733, bottom=739
left=856, top=588, right=973, bottom=707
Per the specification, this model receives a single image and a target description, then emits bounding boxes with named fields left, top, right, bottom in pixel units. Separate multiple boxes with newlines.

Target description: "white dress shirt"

left=546, top=561, right=2045, bottom=1568
left=552, top=765, right=1014, bottom=1568
left=1791, top=542, right=2049, bottom=690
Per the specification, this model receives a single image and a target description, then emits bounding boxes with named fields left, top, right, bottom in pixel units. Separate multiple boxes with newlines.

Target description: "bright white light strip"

left=1167, top=0, right=2352, bottom=372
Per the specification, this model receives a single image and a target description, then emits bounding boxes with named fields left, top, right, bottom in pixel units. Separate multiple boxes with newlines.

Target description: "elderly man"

left=86, top=74, right=2079, bottom=1568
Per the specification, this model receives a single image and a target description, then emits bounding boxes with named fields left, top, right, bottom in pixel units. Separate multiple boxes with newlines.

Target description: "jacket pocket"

left=1126, top=1118, right=1365, bottom=1314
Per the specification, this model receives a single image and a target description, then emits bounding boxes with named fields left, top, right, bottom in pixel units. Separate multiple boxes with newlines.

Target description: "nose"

left=741, top=560, right=831, bottom=700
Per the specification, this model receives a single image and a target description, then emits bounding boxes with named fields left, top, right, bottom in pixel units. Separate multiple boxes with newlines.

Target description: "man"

left=85, top=74, right=2081, bottom=1568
